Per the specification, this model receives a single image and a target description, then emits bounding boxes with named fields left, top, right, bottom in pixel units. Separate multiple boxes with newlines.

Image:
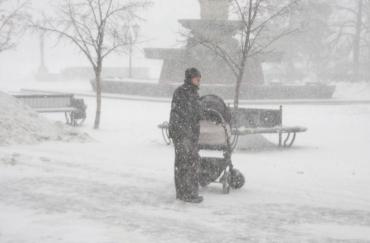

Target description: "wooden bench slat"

left=35, top=107, right=78, bottom=113
left=17, top=97, right=72, bottom=108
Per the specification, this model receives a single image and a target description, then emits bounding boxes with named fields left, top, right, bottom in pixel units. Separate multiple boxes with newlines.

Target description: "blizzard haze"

left=1, top=0, right=370, bottom=242
left=0, top=0, right=200, bottom=82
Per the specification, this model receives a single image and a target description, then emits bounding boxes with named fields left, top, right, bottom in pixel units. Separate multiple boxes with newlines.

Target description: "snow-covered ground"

left=1, top=93, right=370, bottom=242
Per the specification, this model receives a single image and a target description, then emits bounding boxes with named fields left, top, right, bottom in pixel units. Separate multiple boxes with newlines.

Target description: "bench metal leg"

left=278, top=132, right=282, bottom=147
left=65, top=112, right=71, bottom=125
left=230, top=134, right=239, bottom=151
left=285, top=132, right=296, bottom=147
left=65, top=111, right=85, bottom=127
left=279, top=132, right=297, bottom=148
left=284, top=132, right=291, bottom=146
left=161, top=127, right=172, bottom=145
left=65, top=112, right=78, bottom=126
left=70, top=112, right=76, bottom=127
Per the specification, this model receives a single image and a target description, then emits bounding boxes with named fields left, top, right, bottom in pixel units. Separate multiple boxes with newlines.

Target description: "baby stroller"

left=198, top=95, right=245, bottom=194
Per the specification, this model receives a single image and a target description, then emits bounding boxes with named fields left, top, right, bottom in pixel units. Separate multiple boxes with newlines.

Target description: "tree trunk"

left=353, top=0, right=363, bottom=82
left=366, top=1, right=370, bottom=81
left=233, top=72, right=243, bottom=109
left=129, top=41, right=133, bottom=78
left=39, top=32, right=46, bottom=70
left=233, top=58, right=247, bottom=110
left=94, top=63, right=102, bottom=129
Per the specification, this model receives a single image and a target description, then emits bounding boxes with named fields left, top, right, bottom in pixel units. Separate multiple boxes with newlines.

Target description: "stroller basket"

left=199, top=157, right=228, bottom=187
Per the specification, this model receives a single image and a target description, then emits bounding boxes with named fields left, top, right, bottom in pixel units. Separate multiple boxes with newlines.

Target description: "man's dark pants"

left=173, top=138, right=200, bottom=199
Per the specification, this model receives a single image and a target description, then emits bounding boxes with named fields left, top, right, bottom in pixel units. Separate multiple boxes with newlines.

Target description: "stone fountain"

left=145, top=0, right=266, bottom=85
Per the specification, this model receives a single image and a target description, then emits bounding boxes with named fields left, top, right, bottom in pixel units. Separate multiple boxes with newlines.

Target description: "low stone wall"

left=91, top=80, right=336, bottom=100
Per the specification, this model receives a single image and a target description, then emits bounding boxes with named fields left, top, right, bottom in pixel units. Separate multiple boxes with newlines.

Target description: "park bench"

left=158, top=105, right=307, bottom=149
left=230, top=106, right=307, bottom=148
left=13, top=91, right=87, bottom=126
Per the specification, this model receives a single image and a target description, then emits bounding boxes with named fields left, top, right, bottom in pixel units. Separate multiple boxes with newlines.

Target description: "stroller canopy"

left=200, top=95, right=232, bottom=124
left=199, top=95, right=232, bottom=149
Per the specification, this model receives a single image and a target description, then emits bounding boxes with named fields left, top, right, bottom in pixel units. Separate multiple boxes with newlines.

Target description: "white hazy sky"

left=0, top=0, right=201, bottom=81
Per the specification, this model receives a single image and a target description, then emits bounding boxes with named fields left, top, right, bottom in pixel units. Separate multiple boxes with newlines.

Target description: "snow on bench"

left=13, top=90, right=87, bottom=126
left=232, top=106, right=307, bottom=148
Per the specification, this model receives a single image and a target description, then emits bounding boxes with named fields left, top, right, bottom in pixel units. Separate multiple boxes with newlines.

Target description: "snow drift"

left=0, top=91, right=89, bottom=145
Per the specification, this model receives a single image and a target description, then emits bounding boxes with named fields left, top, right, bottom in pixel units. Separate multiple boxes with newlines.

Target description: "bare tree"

left=189, top=0, right=299, bottom=108
left=275, top=0, right=335, bottom=82
left=0, top=0, right=29, bottom=53
left=34, top=0, right=150, bottom=129
left=330, top=0, right=370, bottom=82
left=352, top=0, right=364, bottom=82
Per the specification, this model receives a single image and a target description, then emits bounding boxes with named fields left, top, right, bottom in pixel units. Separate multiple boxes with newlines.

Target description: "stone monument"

left=145, top=0, right=266, bottom=85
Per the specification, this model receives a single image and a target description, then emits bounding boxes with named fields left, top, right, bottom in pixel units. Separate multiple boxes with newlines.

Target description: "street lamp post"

left=124, top=23, right=140, bottom=79
left=37, top=29, right=49, bottom=80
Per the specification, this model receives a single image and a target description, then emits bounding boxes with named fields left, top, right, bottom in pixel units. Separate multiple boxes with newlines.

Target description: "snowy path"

left=1, top=98, right=370, bottom=242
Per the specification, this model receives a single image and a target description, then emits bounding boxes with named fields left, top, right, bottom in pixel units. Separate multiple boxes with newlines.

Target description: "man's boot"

left=179, top=195, right=203, bottom=203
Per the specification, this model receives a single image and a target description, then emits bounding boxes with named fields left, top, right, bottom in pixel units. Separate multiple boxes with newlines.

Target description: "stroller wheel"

left=221, top=171, right=231, bottom=194
left=230, top=169, right=245, bottom=189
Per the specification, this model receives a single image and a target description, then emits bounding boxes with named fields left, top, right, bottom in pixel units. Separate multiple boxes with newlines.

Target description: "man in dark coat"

left=169, top=67, right=203, bottom=203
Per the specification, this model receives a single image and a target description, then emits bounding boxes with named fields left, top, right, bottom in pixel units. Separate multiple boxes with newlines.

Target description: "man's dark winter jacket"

left=169, top=79, right=201, bottom=143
